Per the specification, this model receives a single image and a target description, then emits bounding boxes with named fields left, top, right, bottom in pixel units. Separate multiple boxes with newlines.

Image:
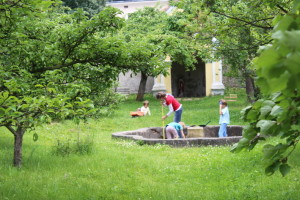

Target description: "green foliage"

left=120, top=7, right=170, bottom=78
left=62, top=0, right=106, bottom=17
left=136, top=140, right=145, bottom=146
left=121, top=7, right=204, bottom=100
left=0, top=0, right=154, bottom=166
left=232, top=1, right=300, bottom=176
left=52, top=125, right=94, bottom=156
left=172, top=0, right=293, bottom=100
left=0, top=1, right=137, bottom=130
left=1, top=2, right=125, bottom=119
left=121, top=7, right=202, bottom=75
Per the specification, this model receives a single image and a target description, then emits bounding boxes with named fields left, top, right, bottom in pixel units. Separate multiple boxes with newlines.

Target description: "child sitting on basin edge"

left=218, top=100, right=230, bottom=137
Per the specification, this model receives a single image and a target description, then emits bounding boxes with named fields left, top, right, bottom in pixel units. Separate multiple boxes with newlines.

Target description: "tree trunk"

left=13, top=128, right=25, bottom=167
left=6, top=126, right=26, bottom=167
left=136, top=72, right=148, bottom=101
left=245, top=75, right=256, bottom=103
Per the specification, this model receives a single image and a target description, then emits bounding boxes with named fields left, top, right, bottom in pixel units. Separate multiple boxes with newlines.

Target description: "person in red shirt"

left=156, top=92, right=183, bottom=123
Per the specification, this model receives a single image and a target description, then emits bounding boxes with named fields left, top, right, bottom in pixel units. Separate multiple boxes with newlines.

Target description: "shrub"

left=52, top=133, right=94, bottom=156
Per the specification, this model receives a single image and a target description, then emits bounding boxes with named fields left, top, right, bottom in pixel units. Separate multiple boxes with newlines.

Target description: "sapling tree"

left=0, top=0, right=154, bottom=166
left=231, top=0, right=300, bottom=176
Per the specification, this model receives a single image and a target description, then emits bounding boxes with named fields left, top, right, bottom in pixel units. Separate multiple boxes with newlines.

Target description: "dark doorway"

left=171, top=60, right=206, bottom=97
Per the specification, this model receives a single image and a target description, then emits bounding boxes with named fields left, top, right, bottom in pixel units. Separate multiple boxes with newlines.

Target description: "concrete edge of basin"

left=112, top=126, right=243, bottom=147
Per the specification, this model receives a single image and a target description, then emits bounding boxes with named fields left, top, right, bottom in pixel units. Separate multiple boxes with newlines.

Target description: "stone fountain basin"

left=112, top=125, right=243, bottom=147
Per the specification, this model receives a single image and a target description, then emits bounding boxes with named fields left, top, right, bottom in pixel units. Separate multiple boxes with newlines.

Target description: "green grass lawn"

left=0, top=90, right=299, bottom=200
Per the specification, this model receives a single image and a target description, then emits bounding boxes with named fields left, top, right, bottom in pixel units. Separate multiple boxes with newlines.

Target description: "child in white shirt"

left=140, top=100, right=151, bottom=116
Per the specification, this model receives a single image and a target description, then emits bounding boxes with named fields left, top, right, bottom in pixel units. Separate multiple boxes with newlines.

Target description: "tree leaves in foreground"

left=231, top=0, right=300, bottom=176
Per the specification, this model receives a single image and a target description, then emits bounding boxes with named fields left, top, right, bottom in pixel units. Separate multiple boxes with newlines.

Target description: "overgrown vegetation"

left=51, top=129, right=94, bottom=156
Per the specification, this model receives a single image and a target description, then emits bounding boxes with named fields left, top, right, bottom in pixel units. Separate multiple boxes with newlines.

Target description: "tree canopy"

left=171, top=0, right=293, bottom=102
left=120, top=7, right=202, bottom=100
left=0, top=0, right=154, bottom=166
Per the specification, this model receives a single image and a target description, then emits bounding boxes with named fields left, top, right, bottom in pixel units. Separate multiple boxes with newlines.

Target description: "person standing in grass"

left=156, top=92, right=183, bottom=123
left=218, top=100, right=230, bottom=137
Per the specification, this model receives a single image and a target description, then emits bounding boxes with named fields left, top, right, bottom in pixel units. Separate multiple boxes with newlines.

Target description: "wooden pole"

left=162, top=104, right=165, bottom=139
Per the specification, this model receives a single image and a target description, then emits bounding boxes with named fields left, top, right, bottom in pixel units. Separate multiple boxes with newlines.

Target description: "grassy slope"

left=0, top=90, right=299, bottom=200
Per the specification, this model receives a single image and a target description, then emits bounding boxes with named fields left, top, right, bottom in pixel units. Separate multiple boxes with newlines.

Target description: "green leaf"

left=259, top=105, right=272, bottom=119
left=279, top=164, right=291, bottom=177
left=0, top=91, right=9, bottom=99
left=256, top=120, right=276, bottom=135
left=262, top=100, right=275, bottom=107
left=274, top=16, right=293, bottom=31
left=33, top=133, right=39, bottom=142
left=268, top=71, right=291, bottom=93
left=263, top=144, right=276, bottom=159
left=252, top=100, right=263, bottom=109
left=265, top=161, right=280, bottom=176
left=246, top=109, right=259, bottom=121
left=242, top=125, right=258, bottom=140
left=270, top=105, right=283, bottom=118
left=240, top=106, right=252, bottom=120
left=291, top=125, right=300, bottom=131
left=0, top=108, right=6, bottom=117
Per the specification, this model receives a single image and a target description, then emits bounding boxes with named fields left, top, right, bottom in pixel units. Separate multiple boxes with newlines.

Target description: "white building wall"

left=109, top=0, right=169, bottom=94
left=117, top=72, right=154, bottom=94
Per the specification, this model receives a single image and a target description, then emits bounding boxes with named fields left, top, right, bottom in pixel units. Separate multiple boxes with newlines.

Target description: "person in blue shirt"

left=218, top=100, right=230, bottom=137
left=165, top=122, right=186, bottom=139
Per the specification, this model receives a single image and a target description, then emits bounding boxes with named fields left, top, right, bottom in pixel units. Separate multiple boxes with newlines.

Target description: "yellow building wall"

left=205, top=63, right=213, bottom=96
left=164, top=68, right=172, bottom=93
left=215, top=61, right=221, bottom=83
left=205, top=61, right=223, bottom=96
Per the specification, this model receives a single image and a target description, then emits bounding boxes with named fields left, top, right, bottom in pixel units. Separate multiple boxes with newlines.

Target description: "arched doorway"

left=171, top=60, right=206, bottom=97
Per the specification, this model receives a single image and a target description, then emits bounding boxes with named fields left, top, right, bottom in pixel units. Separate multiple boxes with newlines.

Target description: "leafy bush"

left=52, top=133, right=94, bottom=156
left=136, top=140, right=145, bottom=146
left=91, top=86, right=126, bottom=117
left=52, top=139, right=72, bottom=157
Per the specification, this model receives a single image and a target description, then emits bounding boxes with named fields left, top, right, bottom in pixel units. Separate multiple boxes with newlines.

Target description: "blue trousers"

left=174, top=107, right=183, bottom=123
left=177, top=130, right=184, bottom=138
left=218, top=123, right=228, bottom=137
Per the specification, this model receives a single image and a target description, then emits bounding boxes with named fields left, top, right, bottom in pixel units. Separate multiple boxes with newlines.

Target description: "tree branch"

left=6, top=125, right=16, bottom=135
left=29, top=59, right=90, bottom=73
left=211, top=10, right=273, bottom=30
left=276, top=4, right=288, bottom=14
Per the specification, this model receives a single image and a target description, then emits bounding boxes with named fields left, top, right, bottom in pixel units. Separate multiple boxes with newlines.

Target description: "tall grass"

left=0, top=89, right=299, bottom=200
